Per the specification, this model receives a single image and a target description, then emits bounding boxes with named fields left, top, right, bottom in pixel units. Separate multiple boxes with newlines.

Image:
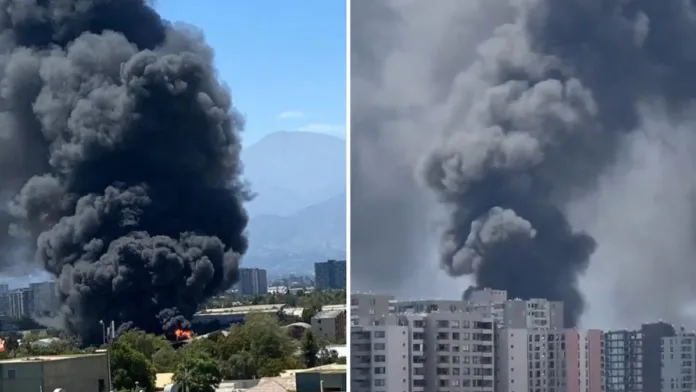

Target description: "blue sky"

left=156, top=1, right=346, bottom=146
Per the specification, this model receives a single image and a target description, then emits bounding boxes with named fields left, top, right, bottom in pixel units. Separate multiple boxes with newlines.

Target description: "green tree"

left=258, top=357, right=292, bottom=377
left=110, top=341, right=156, bottom=392
left=300, top=330, right=319, bottom=368
left=178, top=337, right=219, bottom=359
left=219, top=351, right=255, bottom=380
left=317, top=347, right=339, bottom=366
left=117, top=330, right=169, bottom=358
left=243, top=314, right=296, bottom=369
left=174, top=354, right=221, bottom=392
left=152, top=345, right=179, bottom=373
left=301, top=305, right=320, bottom=324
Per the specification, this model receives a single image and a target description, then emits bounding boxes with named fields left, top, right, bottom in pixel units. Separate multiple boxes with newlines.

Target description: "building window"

left=7, top=369, right=15, bottom=380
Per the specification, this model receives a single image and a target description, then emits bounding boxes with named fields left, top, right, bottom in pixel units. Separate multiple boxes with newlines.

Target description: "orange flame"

left=174, top=328, right=193, bottom=340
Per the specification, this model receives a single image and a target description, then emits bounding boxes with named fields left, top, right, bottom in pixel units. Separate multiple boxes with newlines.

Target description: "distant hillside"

left=248, top=193, right=345, bottom=252
left=242, top=131, right=346, bottom=217
left=244, top=193, right=346, bottom=275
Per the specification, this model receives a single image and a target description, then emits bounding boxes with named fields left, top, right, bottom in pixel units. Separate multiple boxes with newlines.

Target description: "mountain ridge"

left=242, top=131, right=345, bottom=217
left=242, top=131, right=346, bottom=274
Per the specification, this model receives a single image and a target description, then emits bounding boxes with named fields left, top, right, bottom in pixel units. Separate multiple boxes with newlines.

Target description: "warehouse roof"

left=0, top=353, right=106, bottom=364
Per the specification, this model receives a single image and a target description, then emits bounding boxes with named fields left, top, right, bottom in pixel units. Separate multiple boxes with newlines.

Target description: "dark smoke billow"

left=421, top=0, right=696, bottom=327
left=354, top=0, right=696, bottom=327
left=0, top=0, right=248, bottom=342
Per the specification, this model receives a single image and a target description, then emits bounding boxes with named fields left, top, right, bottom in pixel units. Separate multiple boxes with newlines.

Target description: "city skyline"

left=350, top=288, right=695, bottom=392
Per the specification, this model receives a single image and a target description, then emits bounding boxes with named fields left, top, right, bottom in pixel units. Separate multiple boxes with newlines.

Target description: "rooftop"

left=0, top=353, right=106, bottom=364
left=295, top=363, right=346, bottom=374
left=321, top=304, right=346, bottom=312
left=195, top=304, right=285, bottom=316
left=313, top=309, right=345, bottom=320
left=247, top=376, right=296, bottom=392
left=282, top=322, right=311, bottom=329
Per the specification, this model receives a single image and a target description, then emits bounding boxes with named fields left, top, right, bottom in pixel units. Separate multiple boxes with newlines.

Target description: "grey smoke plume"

left=353, top=0, right=696, bottom=326
left=0, top=0, right=248, bottom=342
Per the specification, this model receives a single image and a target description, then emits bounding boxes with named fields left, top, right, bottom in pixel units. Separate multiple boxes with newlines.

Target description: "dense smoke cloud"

left=353, top=0, right=696, bottom=326
left=0, top=0, right=248, bottom=341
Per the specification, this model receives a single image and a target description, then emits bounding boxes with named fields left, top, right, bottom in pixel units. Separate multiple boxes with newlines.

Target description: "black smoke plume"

left=418, top=0, right=696, bottom=326
left=0, top=0, right=248, bottom=342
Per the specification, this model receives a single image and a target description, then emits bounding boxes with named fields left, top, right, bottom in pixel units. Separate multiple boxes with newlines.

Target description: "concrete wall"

left=0, top=361, right=43, bottom=392
left=565, top=330, right=581, bottom=392
left=495, top=329, right=529, bottom=392
left=296, top=372, right=346, bottom=392
left=43, top=354, right=109, bottom=392
left=311, top=316, right=337, bottom=341
left=586, top=329, right=604, bottom=392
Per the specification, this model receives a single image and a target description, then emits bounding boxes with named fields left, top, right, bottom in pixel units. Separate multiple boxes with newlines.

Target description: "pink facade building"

left=496, top=329, right=604, bottom=392
left=581, top=329, right=604, bottom=392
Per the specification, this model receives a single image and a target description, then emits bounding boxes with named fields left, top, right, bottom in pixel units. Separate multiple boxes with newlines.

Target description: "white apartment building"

left=350, top=311, right=495, bottom=392
left=351, top=293, right=394, bottom=326
left=351, top=314, right=424, bottom=392
left=8, top=288, right=33, bottom=318
left=393, top=290, right=564, bottom=330
left=497, top=329, right=570, bottom=392
left=661, top=329, right=696, bottom=392
left=426, top=311, right=495, bottom=392
left=466, top=292, right=565, bottom=329
left=391, top=299, right=468, bottom=314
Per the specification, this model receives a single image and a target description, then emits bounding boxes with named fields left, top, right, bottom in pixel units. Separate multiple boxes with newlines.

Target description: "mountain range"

left=241, top=131, right=346, bottom=276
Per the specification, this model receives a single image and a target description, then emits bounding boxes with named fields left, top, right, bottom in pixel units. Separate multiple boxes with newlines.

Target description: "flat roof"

left=195, top=304, right=285, bottom=316
left=295, top=364, right=346, bottom=374
left=0, top=353, right=106, bottom=364
left=321, top=304, right=346, bottom=311
left=314, top=309, right=345, bottom=319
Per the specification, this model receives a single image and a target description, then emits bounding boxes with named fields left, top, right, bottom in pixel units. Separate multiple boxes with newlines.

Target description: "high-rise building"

left=581, top=329, right=605, bottom=392
left=314, top=259, right=346, bottom=290
left=604, top=329, right=644, bottom=392
left=30, top=281, right=58, bottom=316
left=237, top=268, right=268, bottom=296
left=351, top=311, right=495, bottom=392
left=496, top=328, right=604, bottom=392
left=661, top=328, right=696, bottom=392
left=464, top=288, right=565, bottom=329
left=352, top=314, right=418, bottom=392
left=8, top=288, right=33, bottom=319
left=392, top=299, right=468, bottom=314
left=641, top=322, right=675, bottom=392
left=350, top=293, right=393, bottom=326
left=604, top=322, right=675, bottom=392
left=0, top=284, right=9, bottom=315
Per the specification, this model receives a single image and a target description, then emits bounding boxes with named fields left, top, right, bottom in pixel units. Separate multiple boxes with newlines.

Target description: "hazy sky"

left=157, top=0, right=346, bottom=145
